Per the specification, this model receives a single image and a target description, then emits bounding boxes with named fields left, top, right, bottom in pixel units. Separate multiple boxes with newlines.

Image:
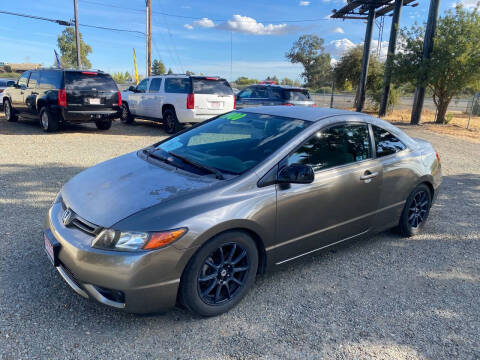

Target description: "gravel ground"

left=0, top=116, right=479, bottom=360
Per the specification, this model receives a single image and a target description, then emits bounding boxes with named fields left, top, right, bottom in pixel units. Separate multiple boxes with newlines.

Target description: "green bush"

left=368, top=86, right=400, bottom=113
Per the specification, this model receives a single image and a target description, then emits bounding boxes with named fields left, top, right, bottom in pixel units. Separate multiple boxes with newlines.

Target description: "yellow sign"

left=133, top=48, right=139, bottom=85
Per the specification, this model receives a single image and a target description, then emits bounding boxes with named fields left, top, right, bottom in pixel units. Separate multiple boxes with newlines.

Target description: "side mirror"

left=277, top=163, right=314, bottom=184
left=128, top=85, right=136, bottom=92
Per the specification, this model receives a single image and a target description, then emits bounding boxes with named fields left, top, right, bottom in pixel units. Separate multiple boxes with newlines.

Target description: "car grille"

left=61, top=200, right=102, bottom=236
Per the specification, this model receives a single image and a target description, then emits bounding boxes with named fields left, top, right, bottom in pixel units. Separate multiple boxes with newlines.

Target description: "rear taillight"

left=233, top=95, right=236, bottom=109
left=311, top=103, right=317, bottom=107
left=186, top=93, right=194, bottom=109
left=283, top=103, right=293, bottom=106
left=435, top=151, right=441, bottom=163
left=81, top=71, right=97, bottom=75
left=58, top=89, right=67, bottom=107
left=117, top=91, right=122, bottom=107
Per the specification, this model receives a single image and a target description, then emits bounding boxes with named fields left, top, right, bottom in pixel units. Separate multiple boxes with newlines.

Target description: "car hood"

left=61, top=151, right=217, bottom=228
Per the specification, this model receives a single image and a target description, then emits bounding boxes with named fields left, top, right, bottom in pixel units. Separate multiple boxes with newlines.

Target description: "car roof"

left=239, top=106, right=359, bottom=122
left=253, top=84, right=308, bottom=91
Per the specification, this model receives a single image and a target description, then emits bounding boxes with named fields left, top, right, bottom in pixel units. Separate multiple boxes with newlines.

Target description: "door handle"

left=360, top=171, right=378, bottom=181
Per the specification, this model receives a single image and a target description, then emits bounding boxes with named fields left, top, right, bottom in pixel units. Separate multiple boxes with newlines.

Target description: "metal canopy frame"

left=330, top=0, right=417, bottom=113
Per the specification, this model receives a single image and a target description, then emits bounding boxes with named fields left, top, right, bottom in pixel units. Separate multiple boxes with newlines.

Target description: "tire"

left=398, top=184, right=432, bottom=237
left=180, top=231, right=259, bottom=317
left=4, top=99, right=17, bottom=122
left=163, top=108, right=180, bottom=134
left=95, top=119, right=112, bottom=130
left=40, top=107, right=59, bottom=132
left=120, top=103, right=134, bottom=124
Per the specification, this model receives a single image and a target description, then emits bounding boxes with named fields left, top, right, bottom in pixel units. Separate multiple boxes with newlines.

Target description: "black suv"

left=2, top=69, right=121, bottom=132
left=235, top=84, right=315, bottom=109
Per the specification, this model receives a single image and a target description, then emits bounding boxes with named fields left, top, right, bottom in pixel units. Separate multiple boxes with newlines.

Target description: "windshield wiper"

left=142, top=149, right=172, bottom=165
left=168, top=151, right=225, bottom=180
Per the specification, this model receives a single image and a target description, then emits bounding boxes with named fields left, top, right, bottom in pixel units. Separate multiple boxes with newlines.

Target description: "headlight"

left=91, top=228, right=187, bottom=252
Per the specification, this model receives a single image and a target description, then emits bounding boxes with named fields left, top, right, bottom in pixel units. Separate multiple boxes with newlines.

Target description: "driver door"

left=273, top=122, right=382, bottom=263
left=129, top=78, right=149, bottom=116
left=10, top=71, right=30, bottom=114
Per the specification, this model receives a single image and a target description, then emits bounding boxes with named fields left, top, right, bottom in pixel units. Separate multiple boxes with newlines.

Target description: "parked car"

left=0, top=78, right=16, bottom=108
left=44, top=106, right=441, bottom=316
left=236, top=84, right=315, bottom=108
left=120, top=75, right=235, bottom=134
left=2, top=69, right=121, bottom=132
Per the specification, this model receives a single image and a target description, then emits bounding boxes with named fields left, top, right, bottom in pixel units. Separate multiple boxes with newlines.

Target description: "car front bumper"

left=44, top=202, right=196, bottom=313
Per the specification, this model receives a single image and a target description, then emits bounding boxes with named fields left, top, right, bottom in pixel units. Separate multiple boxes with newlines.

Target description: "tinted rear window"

left=165, top=78, right=191, bottom=93
left=192, top=78, right=232, bottom=95
left=38, top=70, right=63, bottom=89
left=65, top=72, right=118, bottom=91
left=284, top=90, right=311, bottom=101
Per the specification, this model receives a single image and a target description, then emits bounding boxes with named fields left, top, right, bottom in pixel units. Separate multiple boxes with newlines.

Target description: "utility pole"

left=73, top=0, right=82, bottom=68
left=379, top=0, right=403, bottom=117
left=356, top=6, right=375, bottom=112
left=146, top=0, right=151, bottom=77
left=410, top=0, right=441, bottom=124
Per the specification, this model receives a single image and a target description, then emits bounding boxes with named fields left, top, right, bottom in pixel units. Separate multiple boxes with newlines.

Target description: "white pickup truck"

left=120, top=74, right=235, bottom=133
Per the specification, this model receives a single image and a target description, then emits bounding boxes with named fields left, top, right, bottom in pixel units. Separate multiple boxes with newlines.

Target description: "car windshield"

left=65, top=72, right=118, bottom=91
left=192, top=78, right=233, bottom=95
left=284, top=89, right=311, bottom=101
left=154, top=111, right=309, bottom=175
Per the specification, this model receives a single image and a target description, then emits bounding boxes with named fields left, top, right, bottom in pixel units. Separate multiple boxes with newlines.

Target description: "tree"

left=185, top=70, right=195, bottom=76
left=151, top=59, right=166, bottom=75
left=167, top=68, right=173, bottom=75
left=235, top=77, right=258, bottom=86
left=394, top=5, right=480, bottom=123
left=281, top=78, right=294, bottom=86
left=57, top=27, right=92, bottom=68
left=112, top=71, right=132, bottom=84
left=286, top=35, right=331, bottom=88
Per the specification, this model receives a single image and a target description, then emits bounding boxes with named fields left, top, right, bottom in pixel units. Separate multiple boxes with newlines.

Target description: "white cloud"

left=193, top=17, right=215, bottom=28
left=299, top=1, right=310, bottom=6
left=184, top=17, right=215, bottom=30
left=184, top=15, right=296, bottom=35
left=453, top=0, right=479, bottom=8
left=326, top=38, right=389, bottom=60
left=325, top=38, right=356, bottom=58
left=331, top=26, right=344, bottom=33
left=219, top=14, right=294, bottom=35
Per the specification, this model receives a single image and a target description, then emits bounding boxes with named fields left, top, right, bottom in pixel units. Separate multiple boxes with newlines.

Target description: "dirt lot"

left=0, top=115, right=479, bottom=359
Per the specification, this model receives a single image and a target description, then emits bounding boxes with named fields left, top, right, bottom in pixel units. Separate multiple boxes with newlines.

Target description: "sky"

left=0, top=0, right=475, bottom=82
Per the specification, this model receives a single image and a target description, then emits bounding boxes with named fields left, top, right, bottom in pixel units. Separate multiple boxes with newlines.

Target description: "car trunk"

left=65, top=71, right=119, bottom=111
left=192, top=77, right=235, bottom=115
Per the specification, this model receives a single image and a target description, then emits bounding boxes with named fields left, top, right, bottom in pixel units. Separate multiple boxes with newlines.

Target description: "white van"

left=121, top=75, right=235, bottom=133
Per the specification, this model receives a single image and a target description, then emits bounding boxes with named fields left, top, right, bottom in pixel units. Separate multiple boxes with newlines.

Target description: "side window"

left=38, top=71, right=63, bottom=90
left=18, top=72, right=30, bottom=87
left=372, top=125, right=406, bottom=157
left=287, top=124, right=372, bottom=172
left=148, top=78, right=162, bottom=93
left=238, top=88, right=253, bottom=99
left=165, top=78, right=191, bottom=93
left=136, top=78, right=149, bottom=93
left=252, top=87, right=268, bottom=98
left=28, top=71, right=39, bottom=88
left=270, top=87, right=284, bottom=100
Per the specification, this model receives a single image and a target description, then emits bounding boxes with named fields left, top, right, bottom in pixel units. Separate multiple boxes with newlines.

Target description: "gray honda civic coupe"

left=44, top=106, right=442, bottom=316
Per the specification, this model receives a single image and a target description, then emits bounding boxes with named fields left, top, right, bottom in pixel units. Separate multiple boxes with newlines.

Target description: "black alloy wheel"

left=180, top=231, right=258, bottom=316
left=398, top=184, right=432, bottom=237
left=197, top=243, right=250, bottom=305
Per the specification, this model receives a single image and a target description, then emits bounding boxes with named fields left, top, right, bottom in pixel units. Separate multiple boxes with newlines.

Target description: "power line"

left=79, top=0, right=334, bottom=24
left=0, top=9, right=145, bottom=36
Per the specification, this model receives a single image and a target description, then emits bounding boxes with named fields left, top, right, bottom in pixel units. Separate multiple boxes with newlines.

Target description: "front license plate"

left=44, top=232, right=60, bottom=266
left=89, top=98, right=101, bottom=105
left=209, top=101, right=222, bottom=109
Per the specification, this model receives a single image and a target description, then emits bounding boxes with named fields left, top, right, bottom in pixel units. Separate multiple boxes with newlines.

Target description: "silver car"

left=44, top=106, right=441, bottom=316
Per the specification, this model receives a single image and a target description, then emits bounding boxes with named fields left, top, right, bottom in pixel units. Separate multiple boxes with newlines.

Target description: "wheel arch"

left=162, top=103, right=175, bottom=115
